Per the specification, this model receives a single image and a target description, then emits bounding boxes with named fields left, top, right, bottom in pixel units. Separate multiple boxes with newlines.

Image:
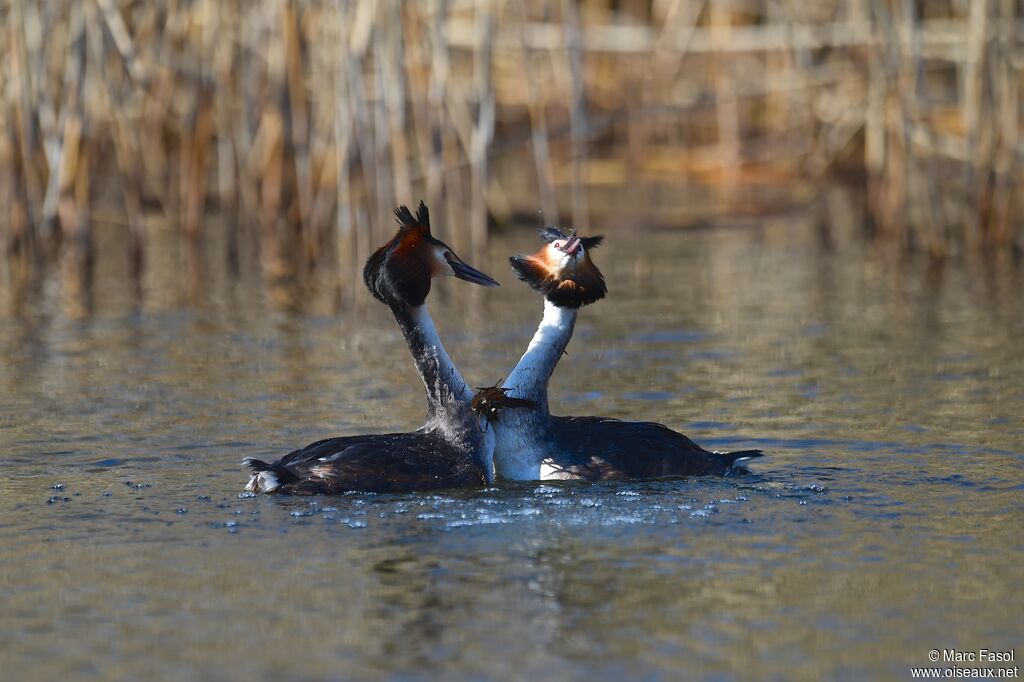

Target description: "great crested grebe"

left=477, top=227, right=762, bottom=481
left=243, top=202, right=499, bottom=494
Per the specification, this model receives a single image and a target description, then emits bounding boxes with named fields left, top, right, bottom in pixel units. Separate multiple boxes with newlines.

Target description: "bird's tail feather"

left=716, top=449, right=764, bottom=475
left=242, top=457, right=297, bottom=492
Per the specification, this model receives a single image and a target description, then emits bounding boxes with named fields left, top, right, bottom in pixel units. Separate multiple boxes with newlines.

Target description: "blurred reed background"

left=1, top=0, right=1021, bottom=308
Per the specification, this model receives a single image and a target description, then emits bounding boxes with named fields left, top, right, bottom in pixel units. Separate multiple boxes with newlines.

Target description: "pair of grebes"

left=244, top=203, right=761, bottom=494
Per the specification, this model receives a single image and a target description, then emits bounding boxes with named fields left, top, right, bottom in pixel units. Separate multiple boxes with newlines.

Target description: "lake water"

left=1, top=216, right=1022, bottom=680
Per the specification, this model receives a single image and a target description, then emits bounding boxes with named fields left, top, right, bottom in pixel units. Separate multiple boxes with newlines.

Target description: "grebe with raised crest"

left=476, top=227, right=762, bottom=481
left=243, top=202, right=499, bottom=494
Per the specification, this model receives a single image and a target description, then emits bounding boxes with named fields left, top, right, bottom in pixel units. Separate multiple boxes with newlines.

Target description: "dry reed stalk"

left=13, top=1, right=46, bottom=236
left=282, top=1, right=316, bottom=265
left=518, top=0, right=558, bottom=225
left=562, top=0, right=589, bottom=231
left=710, top=1, right=739, bottom=191
left=470, top=0, right=496, bottom=251
left=961, top=0, right=988, bottom=242
left=988, top=0, right=1019, bottom=245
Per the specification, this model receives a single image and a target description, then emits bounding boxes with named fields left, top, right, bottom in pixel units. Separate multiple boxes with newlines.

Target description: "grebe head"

left=364, top=202, right=499, bottom=307
left=508, top=227, right=606, bottom=308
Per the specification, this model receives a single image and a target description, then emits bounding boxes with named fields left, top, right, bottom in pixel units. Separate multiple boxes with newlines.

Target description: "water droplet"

left=223, top=520, right=237, bottom=528
left=237, top=492, right=256, bottom=499
left=346, top=520, right=367, bottom=529
left=102, top=491, right=113, bottom=497
left=290, top=510, right=314, bottom=517
left=176, top=508, right=188, bottom=514
left=52, top=483, right=66, bottom=491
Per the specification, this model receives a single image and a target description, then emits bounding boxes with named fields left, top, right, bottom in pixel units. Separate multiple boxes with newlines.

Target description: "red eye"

left=553, top=241, right=563, bottom=249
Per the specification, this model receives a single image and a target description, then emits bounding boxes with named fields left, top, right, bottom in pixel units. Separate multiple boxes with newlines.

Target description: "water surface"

left=2, top=218, right=1022, bottom=680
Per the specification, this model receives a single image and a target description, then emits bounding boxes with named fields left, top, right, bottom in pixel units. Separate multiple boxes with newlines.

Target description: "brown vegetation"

left=1, top=0, right=1021, bottom=285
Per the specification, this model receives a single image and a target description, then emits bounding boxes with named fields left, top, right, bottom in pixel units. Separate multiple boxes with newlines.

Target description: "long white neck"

left=502, top=299, right=577, bottom=414
left=490, top=299, right=576, bottom=480
left=393, top=303, right=472, bottom=415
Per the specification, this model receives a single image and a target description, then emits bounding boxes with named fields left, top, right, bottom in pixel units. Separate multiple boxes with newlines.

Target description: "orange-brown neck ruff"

left=509, top=249, right=606, bottom=309
left=364, top=202, right=437, bottom=307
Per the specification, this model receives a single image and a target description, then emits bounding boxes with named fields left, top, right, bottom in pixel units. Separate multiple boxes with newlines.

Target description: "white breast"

left=491, top=410, right=544, bottom=481
left=538, top=460, right=576, bottom=480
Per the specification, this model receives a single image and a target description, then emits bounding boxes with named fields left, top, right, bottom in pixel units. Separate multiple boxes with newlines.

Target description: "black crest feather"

left=394, top=201, right=430, bottom=233
left=538, top=226, right=603, bottom=251
left=509, top=256, right=548, bottom=291
left=538, top=226, right=566, bottom=243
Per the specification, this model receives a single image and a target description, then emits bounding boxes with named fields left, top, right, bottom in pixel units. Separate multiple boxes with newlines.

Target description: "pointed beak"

left=559, top=230, right=582, bottom=256
left=446, top=252, right=500, bottom=287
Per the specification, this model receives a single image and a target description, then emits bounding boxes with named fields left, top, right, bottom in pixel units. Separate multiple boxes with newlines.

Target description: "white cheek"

left=435, top=251, right=455, bottom=276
